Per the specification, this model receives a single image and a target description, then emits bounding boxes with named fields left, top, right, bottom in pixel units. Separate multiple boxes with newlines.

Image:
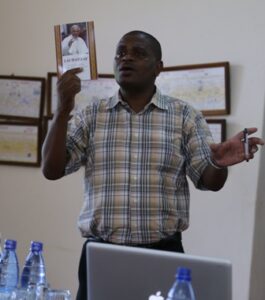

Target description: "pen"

left=243, top=128, right=249, bottom=162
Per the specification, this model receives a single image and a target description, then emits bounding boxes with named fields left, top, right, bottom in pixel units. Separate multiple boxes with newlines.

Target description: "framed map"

left=206, top=119, right=226, bottom=143
left=0, top=120, right=42, bottom=166
left=75, top=74, right=118, bottom=112
left=156, top=62, right=230, bottom=116
left=0, top=75, right=45, bottom=120
left=47, top=73, right=118, bottom=116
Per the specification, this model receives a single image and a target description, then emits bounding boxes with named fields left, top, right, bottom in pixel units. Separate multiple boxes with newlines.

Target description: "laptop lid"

left=86, top=242, right=232, bottom=300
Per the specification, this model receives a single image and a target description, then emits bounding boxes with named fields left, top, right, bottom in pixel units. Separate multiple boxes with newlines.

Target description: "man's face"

left=113, top=34, right=162, bottom=90
left=71, top=26, right=81, bottom=38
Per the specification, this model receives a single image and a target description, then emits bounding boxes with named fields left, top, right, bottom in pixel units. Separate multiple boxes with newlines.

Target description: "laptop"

left=86, top=242, right=232, bottom=300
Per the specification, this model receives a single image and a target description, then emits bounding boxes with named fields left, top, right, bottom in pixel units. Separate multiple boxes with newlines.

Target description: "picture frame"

left=46, top=73, right=118, bottom=116
left=156, top=62, right=230, bottom=116
left=74, top=74, right=118, bottom=112
left=0, top=120, right=42, bottom=166
left=0, top=75, right=45, bottom=121
left=206, top=119, right=226, bottom=143
left=54, top=21, right=98, bottom=80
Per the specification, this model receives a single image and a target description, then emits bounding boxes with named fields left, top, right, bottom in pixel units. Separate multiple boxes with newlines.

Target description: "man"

left=42, top=31, right=264, bottom=299
left=61, top=24, right=89, bottom=56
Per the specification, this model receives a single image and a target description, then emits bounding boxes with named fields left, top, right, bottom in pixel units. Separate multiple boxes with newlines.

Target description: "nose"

left=121, top=53, right=134, bottom=61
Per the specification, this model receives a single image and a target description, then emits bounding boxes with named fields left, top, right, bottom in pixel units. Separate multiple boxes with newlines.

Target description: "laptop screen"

left=86, top=242, right=232, bottom=300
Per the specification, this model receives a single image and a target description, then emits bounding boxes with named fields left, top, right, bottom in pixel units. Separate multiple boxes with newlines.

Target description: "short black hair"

left=122, top=30, right=162, bottom=61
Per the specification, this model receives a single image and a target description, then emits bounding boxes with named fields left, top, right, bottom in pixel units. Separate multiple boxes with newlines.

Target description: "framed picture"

left=206, top=119, right=226, bottom=143
left=156, top=62, right=230, bottom=116
left=0, top=120, right=42, bottom=166
left=0, top=75, right=45, bottom=121
left=47, top=73, right=118, bottom=116
left=75, top=74, right=118, bottom=112
left=54, top=21, right=98, bottom=80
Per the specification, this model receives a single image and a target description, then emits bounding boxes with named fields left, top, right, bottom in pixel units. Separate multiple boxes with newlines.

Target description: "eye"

left=133, top=49, right=148, bottom=59
left=114, top=47, right=149, bottom=60
left=115, top=49, right=127, bottom=59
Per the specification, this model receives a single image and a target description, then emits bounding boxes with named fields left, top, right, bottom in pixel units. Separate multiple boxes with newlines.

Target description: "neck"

left=119, top=85, right=156, bottom=113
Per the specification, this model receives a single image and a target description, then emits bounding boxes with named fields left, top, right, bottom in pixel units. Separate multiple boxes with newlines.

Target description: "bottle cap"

left=176, top=267, right=191, bottom=281
left=4, top=239, right=17, bottom=250
left=30, top=241, right=43, bottom=252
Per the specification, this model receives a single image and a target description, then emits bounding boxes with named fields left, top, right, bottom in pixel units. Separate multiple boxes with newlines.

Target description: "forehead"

left=116, top=34, right=153, bottom=50
left=71, top=26, right=80, bottom=31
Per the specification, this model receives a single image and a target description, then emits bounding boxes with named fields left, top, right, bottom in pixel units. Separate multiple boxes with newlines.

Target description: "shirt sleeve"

left=182, top=105, right=214, bottom=190
left=64, top=110, right=90, bottom=175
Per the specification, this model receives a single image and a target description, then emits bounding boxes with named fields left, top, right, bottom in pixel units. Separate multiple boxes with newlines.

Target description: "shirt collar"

left=107, top=91, right=121, bottom=109
left=106, top=87, right=169, bottom=111
left=152, top=88, right=169, bottom=110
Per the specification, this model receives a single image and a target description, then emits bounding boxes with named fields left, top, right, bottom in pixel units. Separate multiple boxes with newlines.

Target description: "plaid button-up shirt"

left=65, top=89, right=213, bottom=245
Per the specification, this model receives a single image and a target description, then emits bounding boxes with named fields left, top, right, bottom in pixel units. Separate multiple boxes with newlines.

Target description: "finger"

left=67, top=67, right=83, bottom=75
left=209, top=143, right=219, bottom=152
left=58, top=69, right=81, bottom=87
left=236, top=127, right=257, bottom=140
left=249, top=137, right=265, bottom=146
left=250, top=145, right=259, bottom=154
left=58, top=67, right=83, bottom=78
left=246, top=127, right=258, bottom=136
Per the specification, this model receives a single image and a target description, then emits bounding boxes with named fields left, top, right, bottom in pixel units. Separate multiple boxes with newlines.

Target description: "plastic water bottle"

left=0, top=239, right=19, bottom=297
left=166, top=267, right=196, bottom=300
left=20, top=241, right=47, bottom=289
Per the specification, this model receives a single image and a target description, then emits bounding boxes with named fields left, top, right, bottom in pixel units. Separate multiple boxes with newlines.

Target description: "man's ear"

left=155, top=60, right=163, bottom=77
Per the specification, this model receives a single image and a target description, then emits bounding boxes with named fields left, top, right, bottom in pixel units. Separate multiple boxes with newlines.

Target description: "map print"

left=0, top=124, right=38, bottom=163
left=156, top=67, right=226, bottom=112
left=75, top=78, right=119, bottom=112
left=51, top=77, right=119, bottom=115
left=0, top=79, right=42, bottom=118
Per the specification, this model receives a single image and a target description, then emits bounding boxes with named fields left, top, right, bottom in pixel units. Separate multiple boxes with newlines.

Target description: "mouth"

left=119, top=65, right=135, bottom=73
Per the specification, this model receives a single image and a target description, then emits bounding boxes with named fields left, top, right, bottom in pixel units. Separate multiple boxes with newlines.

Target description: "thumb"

left=57, top=67, right=83, bottom=78
left=210, top=143, right=219, bottom=152
left=70, top=67, right=83, bottom=74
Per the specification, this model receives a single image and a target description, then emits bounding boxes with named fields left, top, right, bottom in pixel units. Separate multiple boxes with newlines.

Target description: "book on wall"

left=54, top=21, right=98, bottom=80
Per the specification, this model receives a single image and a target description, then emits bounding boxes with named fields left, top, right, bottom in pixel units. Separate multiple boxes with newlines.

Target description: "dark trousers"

left=76, top=233, right=184, bottom=300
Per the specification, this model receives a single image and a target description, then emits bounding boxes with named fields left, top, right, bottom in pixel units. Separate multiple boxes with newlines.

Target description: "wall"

left=0, top=0, right=264, bottom=299
left=249, top=92, right=265, bottom=300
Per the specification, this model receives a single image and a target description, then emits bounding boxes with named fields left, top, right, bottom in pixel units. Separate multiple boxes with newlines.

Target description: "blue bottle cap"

left=30, top=241, right=43, bottom=252
left=4, top=239, right=17, bottom=250
left=176, top=267, right=192, bottom=281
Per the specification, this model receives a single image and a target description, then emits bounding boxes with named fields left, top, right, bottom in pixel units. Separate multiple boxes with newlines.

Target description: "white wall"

left=0, top=0, right=264, bottom=299
left=249, top=95, right=265, bottom=300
